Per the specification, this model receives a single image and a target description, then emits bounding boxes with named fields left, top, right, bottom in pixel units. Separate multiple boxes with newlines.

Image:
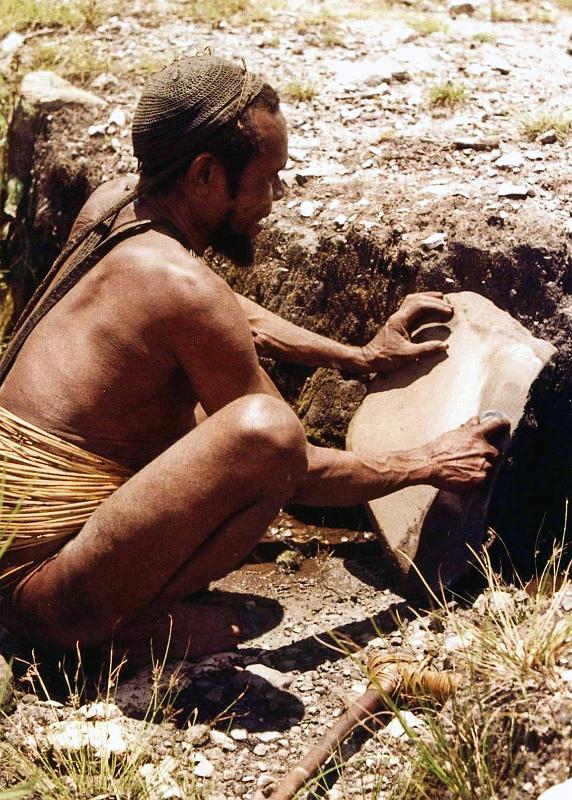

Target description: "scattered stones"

left=230, top=727, right=249, bottom=741
left=486, top=55, right=512, bottom=74
left=454, top=137, right=500, bottom=151
left=194, top=755, right=215, bottom=779
left=108, top=107, right=127, bottom=127
left=498, top=182, right=531, bottom=198
left=210, top=729, right=237, bottom=750
left=185, top=724, right=210, bottom=746
left=299, top=200, right=316, bottom=218
left=253, top=731, right=282, bottom=743
left=473, top=589, right=528, bottom=616
left=245, top=664, right=293, bottom=690
left=21, top=71, right=106, bottom=111
left=538, top=129, right=558, bottom=145
left=139, top=757, right=184, bottom=800
left=1, top=31, right=24, bottom=55
left=495, top=151, right=525, bottom=170
left=46, top=717, right=132, bottom=757
left=383, top=711, right=425, bottom=738
left=421, top=232, right=447, bottom=251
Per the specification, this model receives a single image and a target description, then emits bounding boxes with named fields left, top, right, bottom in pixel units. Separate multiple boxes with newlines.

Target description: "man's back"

left=0, top=181, right=242, bottom=469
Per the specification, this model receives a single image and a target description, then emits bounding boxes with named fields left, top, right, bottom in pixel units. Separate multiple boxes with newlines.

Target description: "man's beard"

left=210, top=211, right=255, bottom=267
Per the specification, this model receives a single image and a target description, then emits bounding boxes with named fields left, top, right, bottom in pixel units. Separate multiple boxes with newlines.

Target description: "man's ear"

left=185, top=153, right=227, bottom=197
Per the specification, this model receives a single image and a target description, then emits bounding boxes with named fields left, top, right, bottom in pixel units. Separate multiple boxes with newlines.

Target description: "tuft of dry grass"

left=428, top=81, right=467, bottom=108
left=409, top=15, right=449, bottom=36
left=181, top=0, right=278, bottom=25
left=0, top=0, right=115, bottom=36
left=283, top=81, right=318, bottom=103
left=26, top=39, right=115, bottom=86
left=521, top=108, right=572, bottom=141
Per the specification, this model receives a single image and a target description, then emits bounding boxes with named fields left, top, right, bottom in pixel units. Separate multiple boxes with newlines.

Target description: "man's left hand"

left=361, top=292, right=453, bottom=374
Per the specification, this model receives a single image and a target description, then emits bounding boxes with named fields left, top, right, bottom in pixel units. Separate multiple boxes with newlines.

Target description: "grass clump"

left=521, top=108, right=572, bottom=141
left=26, top=40, right=114, bottom=86
left=283, top=81, right=318, bottom=103
left=490, top=2, right=523, bottom=22
left=383, top=546, right=572, bottom=800
left=409, top=15, right=449, bottom=36
left=473, top=30, right=495, bottom=43
left=0, top=0, right=113, bottom=36
left=2, top=644, right=205, bottom=799
left=428, top=81, right=467, bottom=108
left=182, top=0, right=276, bottom=24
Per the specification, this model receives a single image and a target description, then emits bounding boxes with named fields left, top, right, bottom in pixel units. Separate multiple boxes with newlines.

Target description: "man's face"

left=210, top=108, right=288, bottom=266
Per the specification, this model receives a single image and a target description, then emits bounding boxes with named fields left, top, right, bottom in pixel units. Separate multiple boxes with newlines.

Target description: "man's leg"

left=3, top=394, right=307, bottom=656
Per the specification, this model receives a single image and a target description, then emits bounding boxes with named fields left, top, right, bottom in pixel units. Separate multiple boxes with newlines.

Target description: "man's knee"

left=234, top=394, right=308, bottom=480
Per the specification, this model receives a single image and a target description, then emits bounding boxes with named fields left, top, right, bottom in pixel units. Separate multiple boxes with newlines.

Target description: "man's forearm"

left=292, top=443, right=432, bottom=507
left=236, top=294, right=367, bottom=372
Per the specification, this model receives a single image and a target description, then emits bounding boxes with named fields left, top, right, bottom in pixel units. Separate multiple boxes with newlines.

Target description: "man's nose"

left=272, top=176, right=285, bottom=202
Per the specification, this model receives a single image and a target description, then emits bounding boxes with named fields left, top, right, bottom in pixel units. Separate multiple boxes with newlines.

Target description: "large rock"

left=347, top=291, right=556, bottom=597
left=20, top=70, right=106, bottom=111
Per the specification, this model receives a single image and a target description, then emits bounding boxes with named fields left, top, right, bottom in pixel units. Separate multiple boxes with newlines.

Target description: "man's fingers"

left=409, top=340, right=449, bottom=359
left=394, top=296, right=454, bottom=327
left=477, top=414, right=511, bottom=441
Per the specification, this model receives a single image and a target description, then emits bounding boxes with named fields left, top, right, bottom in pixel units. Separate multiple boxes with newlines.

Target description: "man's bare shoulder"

left=110, top=228, right=240, bottom=327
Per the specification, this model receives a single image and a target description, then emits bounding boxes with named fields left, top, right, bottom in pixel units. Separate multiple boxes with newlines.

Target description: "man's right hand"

left=422, top=415, right=510, bottom=492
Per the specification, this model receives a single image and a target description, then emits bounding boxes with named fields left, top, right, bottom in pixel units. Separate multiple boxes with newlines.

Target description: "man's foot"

left=109, top=594, right=283, bottom=667
left=111, top=601, right=241, bottom=666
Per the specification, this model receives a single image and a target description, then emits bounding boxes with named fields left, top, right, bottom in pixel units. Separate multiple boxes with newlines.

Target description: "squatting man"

left=0, top=55, right=507, bottom=660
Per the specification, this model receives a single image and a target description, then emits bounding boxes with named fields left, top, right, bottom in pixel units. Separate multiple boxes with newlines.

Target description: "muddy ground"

left=1, top=0, right=572, bottom=797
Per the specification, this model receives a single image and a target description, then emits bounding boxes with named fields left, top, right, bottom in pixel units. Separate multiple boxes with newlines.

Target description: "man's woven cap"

left=132, top=54, right=265, bottom=171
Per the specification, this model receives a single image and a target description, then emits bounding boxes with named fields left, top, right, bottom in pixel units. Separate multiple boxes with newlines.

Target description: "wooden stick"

left=269, top=653, right=461, bottom=800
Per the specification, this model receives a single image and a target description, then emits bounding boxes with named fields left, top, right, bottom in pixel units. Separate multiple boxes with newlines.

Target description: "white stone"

left=88, top=123, right=107, bottom=136
left=253, top=730, right=281, bottom=742
left=80, top=702, right=123, bottom=720
left=473, top=590, right=515, bottom=616
left=421, top=232, right=447, bottom=251
left=538, top=778, right=572, bottom=799
left=559, top=668, right=572, bottom=684
left=139, top=758, right=184, bottom=800
left=565, top=219, right=572, bottom=239
left=46, top=719, right=130, bottom=757
left=525, top=150, right=544, bottom=160
left=245, top=664, right=292, bottom=689
left=299, top=200, right=315, bottom=218
left=498, top=182, right=529, bottom=198
left=333, top=214, right=347, bottom=228
left=495, top=152, right=525, bottom=170
left=444, top=631, right=475, bottom=653
left=21, top=71, right=106, bottom=110
left=1, top=31, right=24, bottom=55
left=108, top=107, right=127, bottom=127
left=230, top=727, right=248, bottom=741
left=194, top=757, right=214, bottom=778
left=539, top=129, right=557, bottom=144
left=210, top=729, right=237, bottom=750
left=487, top=56, right=511, bottom=74
left=384, top=711, right=425, bottom=738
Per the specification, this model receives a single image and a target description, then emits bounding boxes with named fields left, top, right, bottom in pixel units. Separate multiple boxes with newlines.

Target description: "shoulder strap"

left=0, top=217, right=159, bottom=384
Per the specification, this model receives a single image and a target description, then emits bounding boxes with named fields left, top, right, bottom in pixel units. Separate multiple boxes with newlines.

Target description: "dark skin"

left=0, top=107, right=507, bottom=659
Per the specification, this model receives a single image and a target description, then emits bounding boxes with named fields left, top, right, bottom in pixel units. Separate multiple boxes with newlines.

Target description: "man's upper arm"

left=170, top=269, right=270, bottom=416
